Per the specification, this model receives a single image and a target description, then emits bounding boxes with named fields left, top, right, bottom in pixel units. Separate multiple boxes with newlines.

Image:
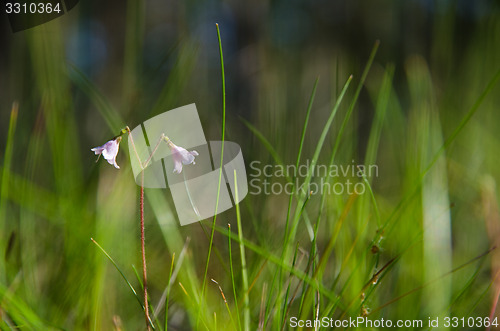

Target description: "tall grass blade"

left=0, top=102, right=18, bottom=283
left=164, top=253, right=175, bottom=331
left=228, top=224, right=242, bottom=331
left=285, top=74, right=353, bottom=261
left=90, top=238, right=154, bottom=328
left=199, top=23, right=227, bottom=327
left=234, top=170, right=250, bottom=331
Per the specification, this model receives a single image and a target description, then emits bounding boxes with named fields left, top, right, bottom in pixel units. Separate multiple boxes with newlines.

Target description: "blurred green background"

left=1, top=0, right=500, bottom=330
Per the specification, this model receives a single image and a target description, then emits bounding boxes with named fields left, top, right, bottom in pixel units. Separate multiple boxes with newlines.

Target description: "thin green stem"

left=357, top=166, right=381, bottom=228
left=143, top=134, right=165, bottom=169
left=275, top=79, right=318, bottom=325
left=211, top=279, right=237, bottom=330
left=125, top=126, right=143, bottom=169
left=165, top=253, right=175, bottom=331
left=199, top=23, right=227, bottom=327
left=234, top=170, right=250, bottom=331
left=183, top=172, right=200, bottom=218
left=228, top=224, right=242, bottom=330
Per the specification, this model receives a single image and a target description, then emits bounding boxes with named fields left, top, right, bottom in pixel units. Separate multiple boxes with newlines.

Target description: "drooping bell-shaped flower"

left=164, top=136, right=199, bottom=174
left=91, top=136, right=122, bottom=169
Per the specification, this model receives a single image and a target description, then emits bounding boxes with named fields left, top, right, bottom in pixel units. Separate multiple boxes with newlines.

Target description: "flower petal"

left=173, top=159, right=183, bottom=174
left=181, top=150, right=196, bottom=165
left=111, top=158, right=120, bottom=169
left=91, top=137, right=121, bottom=169
left=165, top=138, right=199, bottom=173
left=91, top=146, right=105, bottom=155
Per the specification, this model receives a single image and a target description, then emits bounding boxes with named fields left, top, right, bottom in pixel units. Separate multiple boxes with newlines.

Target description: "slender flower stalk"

left=143, top=134, right=166, bottom=169
left=92, top=128, right=199, bottom=330
left=93, top=127, right=152, bottom=330
left=140, top=170, right=151, bottom=331
left=125, top=128, right=152, bottom=330
left=183, top=171, right=201, bottom=218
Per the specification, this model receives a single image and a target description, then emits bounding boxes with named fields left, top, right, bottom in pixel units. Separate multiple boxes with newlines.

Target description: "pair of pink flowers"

left=91, top=134, right=198, bottom=173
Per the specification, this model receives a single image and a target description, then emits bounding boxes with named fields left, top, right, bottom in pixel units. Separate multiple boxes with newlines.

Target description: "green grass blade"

left=274, top=78, right=318, bottom=324
left=424, top=67, right=500, bottom=177
left=157, top=237, right=190, bottom=324
left=0, top=102, right=18, bottom=283
left=364, top=64, right=394, bottom=172
left=209, top=223, right=338, bottom=300
left=90, top=238, right=155, bottom=328
left=0, top=281, right=56, bottom=330
left=199, top=23, right=227, bottom=327
left=164, top=253, right=175, bottom=331
left=228, top=224, right=242, bottom=331
left=240, top=118, right=291, bottom=184
left=330, top=41, right=380, bottom=161
left=286, top=75, right=353, bottom=255
left=376, top=66, right=500, bottom=246
left=280, top=243, right=300, bottom=329
left=234, top=170, right=250, bottom=331
left=68, top=64, right=125, bottom=132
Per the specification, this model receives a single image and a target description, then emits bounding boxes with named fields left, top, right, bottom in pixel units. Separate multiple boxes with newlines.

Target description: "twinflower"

left=164, top=136, right=199, bottom=174
left=91, top=136, right=122, bottom=169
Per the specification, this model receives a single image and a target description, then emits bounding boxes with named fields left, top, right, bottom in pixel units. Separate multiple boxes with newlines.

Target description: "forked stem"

left=126, top=128, right=189, bottom=330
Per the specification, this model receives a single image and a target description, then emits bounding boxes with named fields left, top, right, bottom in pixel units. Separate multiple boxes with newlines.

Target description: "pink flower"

left=164, top=137, right=199, bottom=174
left=91, top=136, right=122, bottom=169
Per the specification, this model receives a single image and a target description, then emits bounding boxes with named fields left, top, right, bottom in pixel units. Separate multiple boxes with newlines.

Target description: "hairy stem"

left=141, top=171, right=151, bottom=330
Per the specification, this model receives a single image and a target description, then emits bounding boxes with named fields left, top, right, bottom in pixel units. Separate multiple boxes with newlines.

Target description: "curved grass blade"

left=90, top=238, right=155, bottom=328
left=199, top=23, right=227, bottom=328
